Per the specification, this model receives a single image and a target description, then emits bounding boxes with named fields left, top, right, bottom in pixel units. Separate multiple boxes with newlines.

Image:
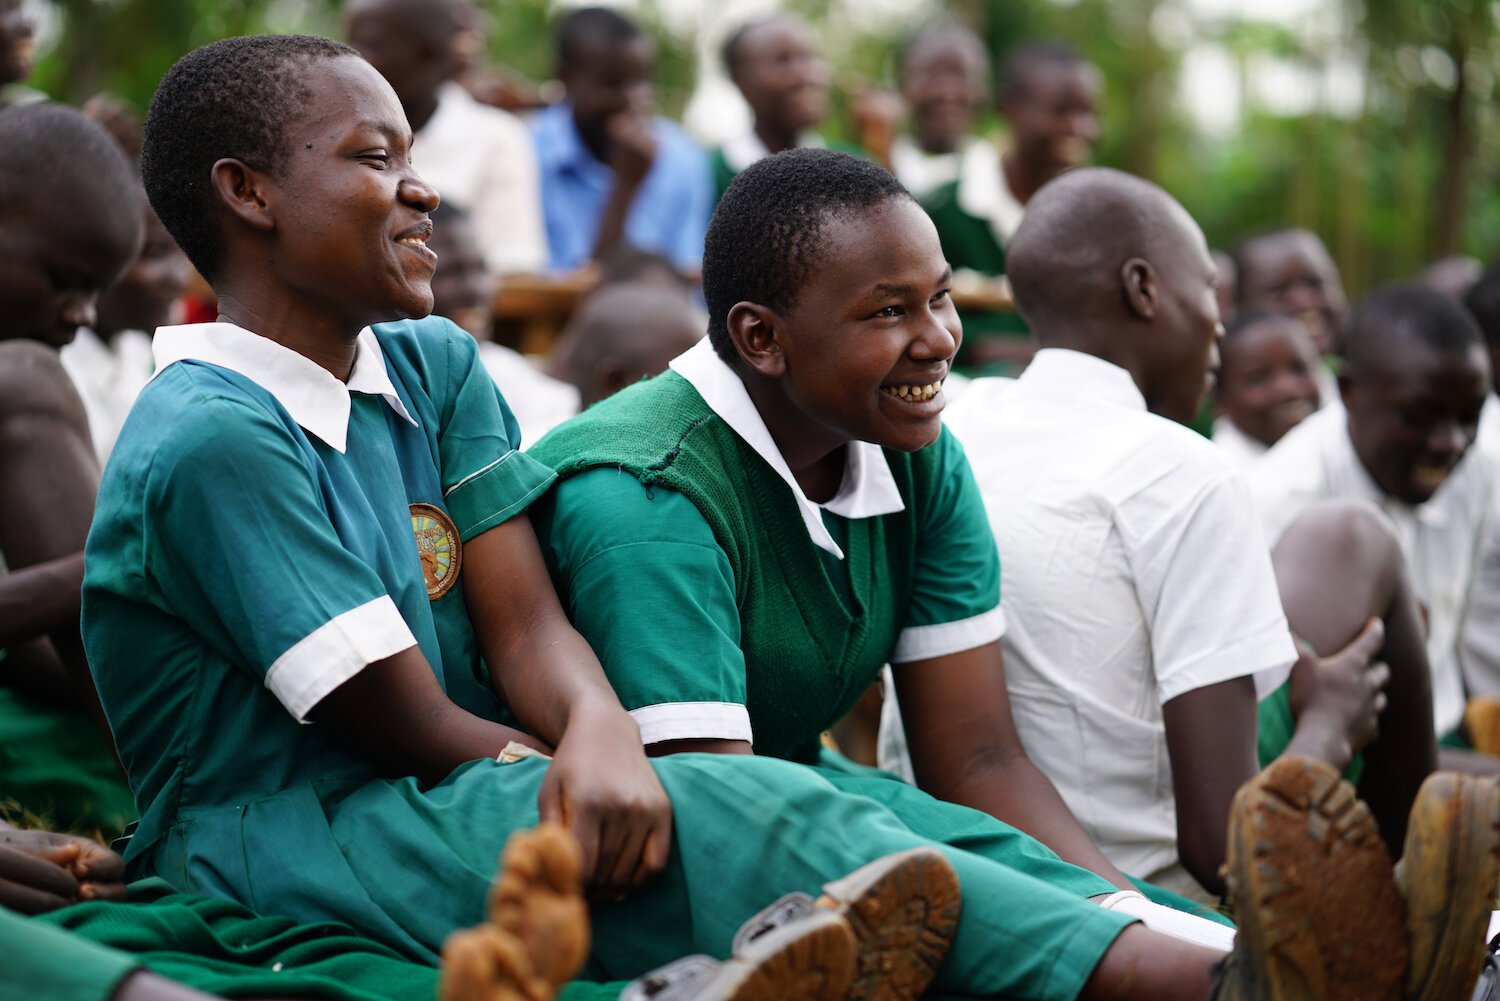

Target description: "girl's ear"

left=726, top=302, right=788, bottom=378
left=209, top=158, right=276, bottom=233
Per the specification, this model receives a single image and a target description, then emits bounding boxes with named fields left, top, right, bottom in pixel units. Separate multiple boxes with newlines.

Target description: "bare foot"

left=441, top=824, right=591, bottom=1001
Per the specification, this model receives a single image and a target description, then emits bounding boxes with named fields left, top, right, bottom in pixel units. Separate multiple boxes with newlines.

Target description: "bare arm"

left=0, top=343, right=106, bottom=718
left=1161, top=677, right=1258, bottom=895
left=589, top=112, right=655, bottom=263
left=895, top=641, right=1135, bottom=891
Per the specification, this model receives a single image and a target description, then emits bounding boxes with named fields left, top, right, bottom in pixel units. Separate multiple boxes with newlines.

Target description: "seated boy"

left=1210, top=308, right=1323, bottom=468
left=344, top=0, right=547, bottom=274
left=890, top=25, right=995, bottom=200
left=1248, top=284, right=1500, bottom=744
left=903, top=168, right=1429, bottom=902
left=922, top=41, right=1100, bottom=368
left=1232, top=227, right=1346, bottom=408
left=529, top=7, right=710, bottom=273
left=0, top=103, right=143, bottom=835
left=710, top=13, right=841, bottom=203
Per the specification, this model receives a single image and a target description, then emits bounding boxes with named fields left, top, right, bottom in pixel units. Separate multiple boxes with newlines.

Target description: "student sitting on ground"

left=889, top=25, right=994, bottom=201
left=345, top=0, right=547, bottom=274
left=1248, top=284, right=1500, bottom=749
left=1210, top=308, right=1322, bottom=469
left=530, top=7, right=710, bottom=273
left=0, top=103, right=142, bottom=837
left=922, top=40, right=1101, bottom=369
left=1232, top=227, right=1346, bottom=408
left=896, top=169, right=1444, bottom=908
left=710, top=13, right=842, bottom=203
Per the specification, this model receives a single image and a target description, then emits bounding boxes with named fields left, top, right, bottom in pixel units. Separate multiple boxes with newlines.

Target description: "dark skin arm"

left=589, top=111, right=656, bottom=263
left=1162, top=621, right=1385, bottom=896
left=0, top=342, right=112, bottom=732
left=311, top=515, right=671, bottom=896
left=895, top=641, right=1136, bottom=891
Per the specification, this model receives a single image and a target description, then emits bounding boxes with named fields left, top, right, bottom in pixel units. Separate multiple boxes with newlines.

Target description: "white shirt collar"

left=957, top=142, right=1026, bottom=247
left=151, top=322, right=418, bottom=453
left=668, top=338, right=905, bottom=559
left=1017, top=348, right=1148, bottom=412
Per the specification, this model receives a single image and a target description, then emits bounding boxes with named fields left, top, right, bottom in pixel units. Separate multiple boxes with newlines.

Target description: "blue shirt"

left=529, top=102, right=712, bottom=272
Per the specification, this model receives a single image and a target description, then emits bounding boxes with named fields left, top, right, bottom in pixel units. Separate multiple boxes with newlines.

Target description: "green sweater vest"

left=532, top=371, right=931, bottom=762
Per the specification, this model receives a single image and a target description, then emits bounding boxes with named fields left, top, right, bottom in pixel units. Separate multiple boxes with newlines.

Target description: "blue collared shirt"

left=529, top=102, right=712, bottom=272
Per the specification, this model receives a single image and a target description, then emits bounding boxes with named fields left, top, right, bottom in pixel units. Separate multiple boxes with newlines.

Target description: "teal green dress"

left=81, top=318, right=1134, bottom=999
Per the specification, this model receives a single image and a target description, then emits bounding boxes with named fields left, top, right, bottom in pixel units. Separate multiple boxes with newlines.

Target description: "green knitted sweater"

left=531, top=371, right=931, bottom=762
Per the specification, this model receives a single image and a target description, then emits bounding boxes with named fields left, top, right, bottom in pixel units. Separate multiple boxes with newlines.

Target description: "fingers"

left=77, top=879, right=128, bottom=903
left=1340, top=617, right=1386, bottom=662
left=0, top=845, right=80, bottom=915
left=598, top=815, right=649, bottom=897
left=1366, top=661, right=1392, bottom=693
left=631, top=817, right=672, bottom=889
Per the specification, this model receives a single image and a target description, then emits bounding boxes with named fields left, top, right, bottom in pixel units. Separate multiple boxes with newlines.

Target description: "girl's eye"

left=360, top=152, right=391, bottom=167
left=874, top=306, right=902, bottom=318
left=931, top=288, right=952, bottom=305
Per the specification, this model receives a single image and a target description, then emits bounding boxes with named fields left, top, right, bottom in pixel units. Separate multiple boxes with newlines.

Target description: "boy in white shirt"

left=904, top=169, right=1437, bottom=907
left=1249, top=284, right=1500, bottom=750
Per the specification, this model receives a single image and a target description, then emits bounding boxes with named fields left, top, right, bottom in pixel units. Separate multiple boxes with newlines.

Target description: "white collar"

left=668, top=338, right=905, bottom=559
left=1017, top=348, right=1148, bottom=412
left=957, top=141, right=1025, bottom=247
left=721, top=129, right=826, bottom=174
left=151, top=322, right=418, bottom=453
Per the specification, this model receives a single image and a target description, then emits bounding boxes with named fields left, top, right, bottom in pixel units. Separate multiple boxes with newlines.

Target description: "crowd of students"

left=6, top=1, right=1500, bottom=1000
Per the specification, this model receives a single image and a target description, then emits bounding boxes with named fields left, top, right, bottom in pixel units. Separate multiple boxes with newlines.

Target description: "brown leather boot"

left=1397, top=771, right=1500, bottom=1001
left=1464, top=697, right=1500, bottom=757
left=1210, top=757, right=1406, bottom=1001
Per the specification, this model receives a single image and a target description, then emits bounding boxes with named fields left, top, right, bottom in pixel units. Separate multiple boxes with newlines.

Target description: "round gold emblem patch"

left=410, top=503, right=462, bottom=600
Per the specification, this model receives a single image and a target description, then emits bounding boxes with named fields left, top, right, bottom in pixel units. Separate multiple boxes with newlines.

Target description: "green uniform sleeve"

left=141, top=392, right=416, bottom=720
left=435, top=328, right=557, bottom=541
left=532, top=467, right=752, bottom=745
left=891, top=428, right=1004, bottom=663
left=0, top=907, right=138, bottom=1001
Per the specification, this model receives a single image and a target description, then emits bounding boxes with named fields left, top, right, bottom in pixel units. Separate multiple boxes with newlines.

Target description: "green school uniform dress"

left=529, top=339, right=1158, bottom=994
left=81, top=319, right=1133, bottom=1000
left=12, top=878, right=439, bottom=1001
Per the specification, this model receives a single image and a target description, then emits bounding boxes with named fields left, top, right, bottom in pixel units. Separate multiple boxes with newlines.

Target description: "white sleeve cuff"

left=628, top=701, right=754, bottom=745
left=264, top=595, right=418, bottom=723
left=891, top=606, right=1007, bottom=664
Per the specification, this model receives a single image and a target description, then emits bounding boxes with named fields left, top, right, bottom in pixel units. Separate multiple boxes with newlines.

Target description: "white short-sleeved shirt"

left=940, top=349, right=1297, bottom=895
left=1248, top=405, right=1494, bottom=734
left=1210, top=415, right=1268, bottom=471
left=414, top=84, right=547, bottom=274
left=60, top=327, right=154, bottom=463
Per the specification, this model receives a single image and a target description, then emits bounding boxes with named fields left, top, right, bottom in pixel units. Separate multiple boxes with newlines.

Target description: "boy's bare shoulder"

left=0, top=340, right=89, bottom=431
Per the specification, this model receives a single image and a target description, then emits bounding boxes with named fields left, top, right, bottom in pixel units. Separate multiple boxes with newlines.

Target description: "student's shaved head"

left=0, top=102, right=140, bottom=230
left=1007, top=167, right=1192, bottom=329
left=1008, top=167, right=1222, bottom=424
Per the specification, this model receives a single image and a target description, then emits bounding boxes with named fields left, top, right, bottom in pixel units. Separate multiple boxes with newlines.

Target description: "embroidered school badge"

left=410, top=503, right=462, bottom=600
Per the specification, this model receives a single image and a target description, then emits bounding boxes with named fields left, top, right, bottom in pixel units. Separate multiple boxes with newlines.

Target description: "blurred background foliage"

left=24, top=0, right=1500, bottom=295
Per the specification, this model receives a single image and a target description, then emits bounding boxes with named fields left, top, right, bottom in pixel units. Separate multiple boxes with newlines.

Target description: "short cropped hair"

left=0, top=102, right=139, bottom=223
left=141, top=34, right=357, bottom=283
left=999, top=40, right=1087, bottom=102
left=702, top=147, right=913, bottom=364
left=555, top=7, right=641, bottom=69
left=1343, top=283, right=1484, bottom=375
left=1463, top=263, right=1500, bottom=350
